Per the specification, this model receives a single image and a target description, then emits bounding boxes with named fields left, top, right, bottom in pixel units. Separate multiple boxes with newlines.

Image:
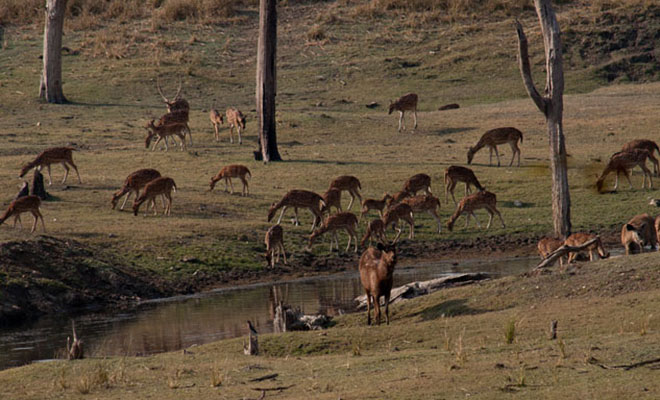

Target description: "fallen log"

left=273, top=302, right=332, bottom=332
left=534, top=237, right=599, bottom=270
left=354, top=272, right=490, bottom=310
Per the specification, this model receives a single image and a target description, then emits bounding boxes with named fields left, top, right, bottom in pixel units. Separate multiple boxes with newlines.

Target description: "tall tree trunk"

left=515, top=0, right=570, bottom=238
left=39, top=0, right=68, bottom=104
left=255, top=0, right=282, bottom=161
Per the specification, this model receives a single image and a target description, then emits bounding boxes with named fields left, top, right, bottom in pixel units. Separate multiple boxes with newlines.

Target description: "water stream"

left=0, top=256, right=537, bottom=370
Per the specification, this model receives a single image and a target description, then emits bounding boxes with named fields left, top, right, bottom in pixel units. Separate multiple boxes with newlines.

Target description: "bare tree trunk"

left=40, top=0, right=68, bottom=104
left=255, top=0, right=282, bottom=162
left=515, top=0, right=570, bottom=238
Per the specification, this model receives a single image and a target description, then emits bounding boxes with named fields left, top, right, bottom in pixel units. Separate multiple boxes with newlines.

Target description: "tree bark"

left=255, top=0, right=282, bottom=162
left=515, top=0, right=570, bottom=238
left=40, top=0, right=68, bottom=104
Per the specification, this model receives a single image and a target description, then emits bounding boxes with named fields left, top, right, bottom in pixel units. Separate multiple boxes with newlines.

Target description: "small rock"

left=181, top=256, right=200, bottom=263
left=365, top=102, right=379, bottom=109
left=513, top=200, right=523, bottom=207
left=108, top=233, right=117, bottom=238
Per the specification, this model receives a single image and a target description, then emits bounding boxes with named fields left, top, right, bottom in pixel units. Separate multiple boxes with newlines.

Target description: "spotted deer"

left=596, top=149, right=653, bottom=192
left=382, top=203, right=415, bottom=242
left=226, top=108, right=246, bottom=144
left=537, top=237, right=566, bottom=267
left=403, top=173, right=432, bottom=196
left=388, top=93, right=418, bottom=132
left=209, top=109, right=225, bottom=142
left=360, top=218, right=387, bottom=247
left=158, top=111, right=192, bottom=146
left=267, top=190, right=325, bottom=232
left=360, top=193, right=392, bottom=220
left=446, top=190, right=505, bottom=231
left=145, top=120, right=187, bottom=152
left=402, top=194, right=442, bottom=233
left=132, top=177, right=177, bottom=216
left=621, top=214, right=657, bottom=255
left=444, top=165, right=484, bottom=204
left=467, top=127, right=523, bottom=167
left=307, top=212, right=359, bottom=253
left=0, top=195, right=45, bottom=232
left=564, top=233, right=609, bottom=263
left=329, top=175, right=362, bottom=210
left=157, top=78, right=191, bottom=145
left=209, top=164, right=251, bottom=196
left=621, top=139, right=660, bottom=176
left=111, top=169, right=161, bottom=210
left=19, top=147, right=82, bottom=185
left=359, top=242, right=397, bottom=325
left=321, top=188, right=342, bottom=215
left=265, top=224, right=287, bottom=268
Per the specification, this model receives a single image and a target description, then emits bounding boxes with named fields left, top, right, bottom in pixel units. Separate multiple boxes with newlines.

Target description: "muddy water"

left=0, top=256, right=536, bottom=370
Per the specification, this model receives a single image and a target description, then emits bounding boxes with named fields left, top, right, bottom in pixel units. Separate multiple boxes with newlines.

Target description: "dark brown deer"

left=467, top=127, right=523, bottom=167
left=388, top=93, right=418, bottom=132
left=268, top=190, right=325, bottom=232
left=111, top=169, right=161, bottom=210
left=444, top=165, right=484, bottom=204
left=307, top=212, right=359, bottom=253
left=133, top=177, right=177, bottom=216
left=226, top=107, right=246, bottom=145
left=19, top=147, right=81, bottom=185
left=621, top=213, right=657, bottom=255
left=446, top=190, right=504, bottom=231
left=209, top=164, right=251, bottom=196
left=621, top=139, right=660, bottom=176
left=265, top=224, right=287, bottom=268
left=0, top=195, right=46, bottom=233
left=564, top=233, right=609, bottom=263
left=596, top=149, right=653, bottom=192
left=359, top=242, right=397, bottom=325
left=329, top=175, right=362, bottom=210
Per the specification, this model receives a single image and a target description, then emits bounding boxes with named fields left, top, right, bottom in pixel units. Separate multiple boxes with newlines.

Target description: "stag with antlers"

left=157, top=77, right=192, bottom=146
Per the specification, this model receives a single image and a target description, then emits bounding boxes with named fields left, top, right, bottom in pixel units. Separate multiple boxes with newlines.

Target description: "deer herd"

left=3, top=88, right=660, bottom=326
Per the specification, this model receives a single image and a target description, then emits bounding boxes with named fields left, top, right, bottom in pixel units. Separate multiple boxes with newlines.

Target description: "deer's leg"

left=450, top=182, right=458, bottom=204
left=413, top=109, right=418, bottom=130
left=14, top=214, right=22, bottom=229
left=214, top=123, right=220, bottom=141
left=486, top=211, right=494, bottom=229
left=241, top=177, right=249, bottom=196
left=60, top=162, right=70, bottom=184
left=624, top=169, right=633, bottom=189
left=120, top=191, right=132, bottom=210
left=238, top=127, right=242, bottom=145
left=67, top=159, right=82, bottom=183
left=428, top=209, right=442, bottom=233
left=47, top=165, right=53, bottom=185
left=30, top=211, right=39, bottom=233
left=642, top=165, right=653, bottom=189
left=365, top=293, right=372, bottom=325
left=276, top=206, right=287, bottom=225
left=229, top=178, right=235, bottom=194
left=494, top=146, right=501, bottom=167
left=37, top=210, right=45, bottom=231
left=613, top=171, right=620, bottom=190
left=488, top=147, right=493, bottom=166
left=229, top=125, right=234, bottom=144
left=393, top=223, right=403, bottom=243
left=398, top=111, right=404, bottom=132
left=186, top=123, right=192, bottom=146
left=374, top=294, right=382, bottom=325
left=347, top=192, right=355, bottom=210
left=280, top=242, right=287, bottom=265
left=384, top=292, right=391, bottom=325
left=408, top=217, right=414, bottom=239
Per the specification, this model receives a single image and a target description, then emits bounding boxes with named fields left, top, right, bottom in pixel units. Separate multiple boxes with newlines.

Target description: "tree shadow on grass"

left=412, top=298, right=490, bottom=321
left=428, top=127, right=477, bottom=137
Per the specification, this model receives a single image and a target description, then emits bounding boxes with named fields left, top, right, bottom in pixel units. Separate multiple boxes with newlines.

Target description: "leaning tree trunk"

left=515, top=0, right=570, bottom=238
left=39, top=0, right=68, bottom=104
left=255, top=0, right=282, bottom=161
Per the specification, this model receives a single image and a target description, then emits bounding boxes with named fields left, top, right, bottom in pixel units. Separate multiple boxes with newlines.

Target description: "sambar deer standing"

left=402, top=194, right=442, bottom=233
left=226, top=108, right=246, bottom=145
left=132, top=177, right=177, bottom=216
left=19, top=147, right=82, bottom=185
left=621, top=213, right=657, bottom=255
left=111, top=168, right=162, bottom=210
left=537, top=237, right=566, bottom=267
left=307, top=212, right=359, bottom=253
left=382, top=203, right=415, bottom=242
left=596, top=149, right=653, bottom=192
left=267, top=190, right=325, bottom=232
left=360, top=218, right=387, bottom=247
left=209, top=109, right=224, bottom=142
left=329, top=175, right=362, bottom=210
left=444, top=165, right=484, bottom=204
left=0, top=195, right=46, bottom=233
left=360, top=193, right=392, bottom=220
left=209, top=164, right=251, bottom=196
left=145, top=120, right=187, bottom=152
left=564, top=233, right=609, bottom=263
left=621, top=139, right=660, bottom=177
left=388, top=93, right=418, bottom=132
left=265, top=224, right=287, bottom=268
left=446, top=190, right=505, bottom=231
left=359, top=242, right=398, bottom=325
left=467, top=127, right=523, bottom=167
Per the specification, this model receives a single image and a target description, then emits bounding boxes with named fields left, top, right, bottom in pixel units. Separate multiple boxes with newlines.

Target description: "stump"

left=32, top=170, right=49, bottom=200
left=244, top=320, right=259, bottom=355
left=15, top=182, right=29, bottom=199
left=66, top=321, right=83, bottom=360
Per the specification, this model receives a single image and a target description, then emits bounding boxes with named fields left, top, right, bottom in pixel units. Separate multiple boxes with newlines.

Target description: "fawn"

left=388, top=93, right=418, bottom=132
left=0, top=195, right=46, bottom=233
left=265, top=224, right=287, bottom=268
left=446, top=190, right=505, bottom=231
left=360, top=193, right=392, bottom=220
left=209, top=108, right=224, bottom=142
left=145, top=120, right=187, bottom=152
left=132, top=177, right=177, bottom=216
left=226, top=108, right=246, bottom=144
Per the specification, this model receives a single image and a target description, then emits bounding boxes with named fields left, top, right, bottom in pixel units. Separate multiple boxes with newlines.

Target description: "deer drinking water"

left=621, top=214, right=657, bottom=255
left=446, top=190, right=505, bottom=231
left=388, top=93, right=418, bottom=132
left=596, top=149, right=653, bottom=192
left=209, top=164, right=251, bottom=196
left=467, top=127, right=523, bottom=167
left=307, top=212, right=359, bottom=253
left=111, top=169, right=162, bottom=210
left=359, top=242, right=398, bottom=325
left=0, top=195, right=46, bottom=233
left=444, top=165, right=484, bottom=204
left=19, top=147, right=82, bottom=185
left=537, top=237, right=566, bottom=267
left=132, top=177, right=177, bottom=216
left=268, top=190, right=325, bottom=232
left=564, top=233, right=609, bottom=263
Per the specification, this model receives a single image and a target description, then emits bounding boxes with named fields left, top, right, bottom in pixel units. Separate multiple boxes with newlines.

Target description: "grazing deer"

left=446, top=190, right=505, bottom=231
left=145, top=120, right=187, bottom=151
left=111, top=169, right=162, bottom=210
left=360, top=193, right=392, bottom=220
left=564, top=233, right=609, bottom=263
left=444, top=165, right=484, bottom=204
left=621, top=139, right=660, bottom=176
left=157, top=78, right=192, bottom=145
left=268, top=190, right=325, bottom=232
left=0, top=195, right=46, bottom=232
left=537, top=237, right=566, bottom=267
left=388, top=93, right=418, bottom=132
left=321, top=188, right=342, bottom=215
left=133, top=177, right=177, bottom=216
left=402, top=194, right=442, bottom=233
left=19, top=147, right=81, bottom=185
left=382, top=203, right=414, bottom=242
left=467, top=127, right=523, bottom=167
left=403, top=173, right=432, bottom=196
left=359, top=242, right=397, bottom=325
left=158, top=110, right=191, bottom=146
left=209, top=164, right=251, bottom=196
left=265, top=224, right=287, bottom=268
left=308, top=212, right=359, bottom=253
left=226, top=107, right=246, bottom=145
left=209, top=108, right=225, bottom=142
left=329, top=175, right=362, bottom=210
left=621, top=214, right=657, bottom=255
left=360, top=218, right=387, bottom=247
left=596, top=149, right=653, bottom=192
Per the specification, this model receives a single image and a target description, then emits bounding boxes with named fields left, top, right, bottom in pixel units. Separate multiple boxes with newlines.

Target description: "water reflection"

left=0, top=256, right=536, bottom=370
